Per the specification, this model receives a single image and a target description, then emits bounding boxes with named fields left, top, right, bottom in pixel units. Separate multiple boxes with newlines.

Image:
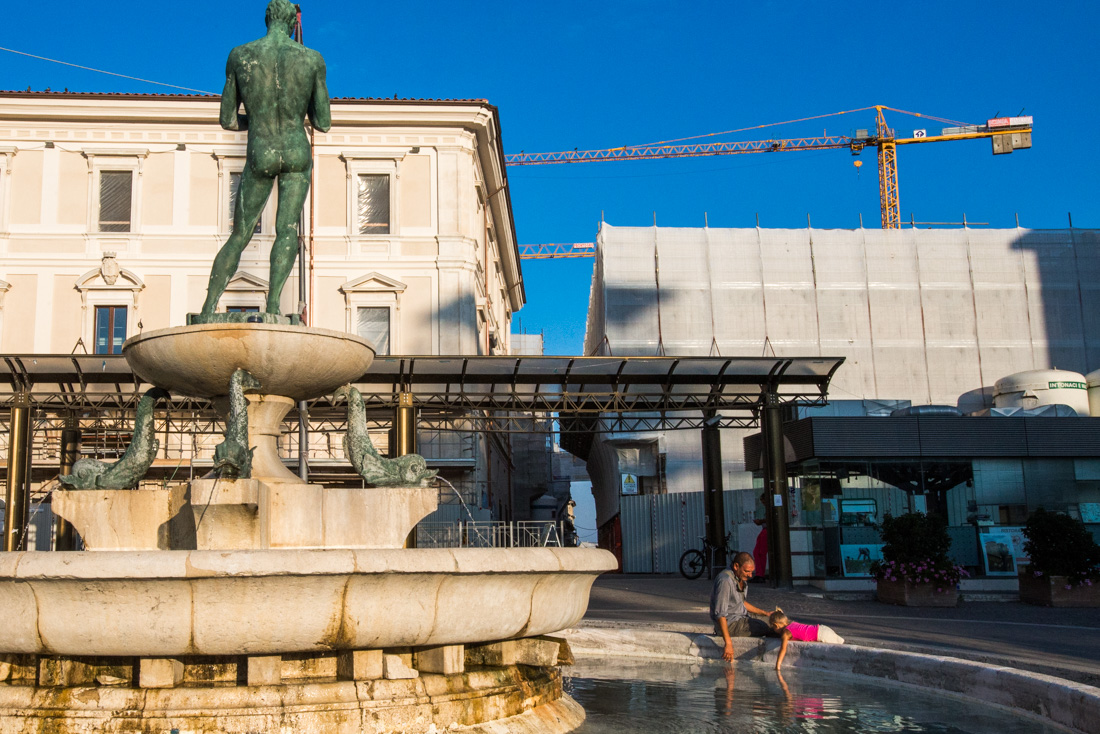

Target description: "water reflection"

left=566, top=659, right=1059, bottom=733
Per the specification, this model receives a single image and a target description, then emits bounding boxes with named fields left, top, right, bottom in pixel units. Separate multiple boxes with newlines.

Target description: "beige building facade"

left=0, top=91, right=521, bottom=356
left=0, top=91, right=525, bottom=526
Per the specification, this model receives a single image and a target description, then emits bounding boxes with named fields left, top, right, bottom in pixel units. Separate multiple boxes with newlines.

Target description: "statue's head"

left=265, top=0, right=297, bottom=35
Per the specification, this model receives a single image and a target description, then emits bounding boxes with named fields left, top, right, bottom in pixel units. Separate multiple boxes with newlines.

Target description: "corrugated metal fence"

left=621, top=490, right=750, bottom=574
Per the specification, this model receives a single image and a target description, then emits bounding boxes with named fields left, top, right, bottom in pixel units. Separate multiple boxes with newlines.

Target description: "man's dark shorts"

left=715, top=615, right=772, bottom=638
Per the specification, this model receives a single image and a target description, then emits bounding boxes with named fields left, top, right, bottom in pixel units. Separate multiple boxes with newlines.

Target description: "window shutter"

left=99, top=171, right=132, bottom=232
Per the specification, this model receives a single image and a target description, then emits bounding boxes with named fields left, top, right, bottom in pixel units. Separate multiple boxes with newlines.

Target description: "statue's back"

left=230, top=36, right=321, bottom=136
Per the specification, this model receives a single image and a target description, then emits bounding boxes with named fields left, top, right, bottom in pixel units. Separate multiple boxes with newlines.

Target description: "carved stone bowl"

left=123, top=323, right=375, bottom=401
left=0, top=548, right=618, bottom=656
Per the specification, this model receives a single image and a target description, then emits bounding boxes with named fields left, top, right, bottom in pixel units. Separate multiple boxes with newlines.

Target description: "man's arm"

left=718, top=616, right=734, bottom=662
left=743, top=601, right=773, bottom=617
left=308, top=58, right=332, bottom=133
left=219, top=54, right=247, bottom=131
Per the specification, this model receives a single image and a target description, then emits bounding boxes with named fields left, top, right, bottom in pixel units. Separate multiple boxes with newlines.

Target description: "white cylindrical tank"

left=993, top=369, right=1090, bottom=415
left=1085, top=369, right=1100, bottom=417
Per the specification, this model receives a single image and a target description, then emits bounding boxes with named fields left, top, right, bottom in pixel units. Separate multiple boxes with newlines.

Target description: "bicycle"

left=679, top=532, right=732, bottom=580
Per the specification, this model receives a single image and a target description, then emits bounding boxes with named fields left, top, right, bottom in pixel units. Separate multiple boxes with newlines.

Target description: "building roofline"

left=0, top=90, right=491, bottom=105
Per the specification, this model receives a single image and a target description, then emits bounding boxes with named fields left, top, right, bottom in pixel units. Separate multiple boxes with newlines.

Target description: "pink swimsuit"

left=785, top=621, right=818, bottom=642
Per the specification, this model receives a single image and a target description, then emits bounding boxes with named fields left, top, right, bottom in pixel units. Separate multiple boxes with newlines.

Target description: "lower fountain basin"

left=0, top=548, right=616, bottom=657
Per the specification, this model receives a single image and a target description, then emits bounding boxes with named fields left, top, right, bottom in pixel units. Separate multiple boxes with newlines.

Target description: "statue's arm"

left=219, top=54, right=248, bottom=131
left=308, top=58, right=332, bottom=133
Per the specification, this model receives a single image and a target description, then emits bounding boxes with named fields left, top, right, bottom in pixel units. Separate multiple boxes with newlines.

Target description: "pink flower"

left=1064, top=584, right=1073, bottom=590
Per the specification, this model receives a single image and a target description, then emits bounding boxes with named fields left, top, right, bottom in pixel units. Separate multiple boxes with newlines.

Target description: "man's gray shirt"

left=710, top=568, right=747, bottom=623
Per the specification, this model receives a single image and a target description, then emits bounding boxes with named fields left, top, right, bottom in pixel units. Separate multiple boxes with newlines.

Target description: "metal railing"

left=415, top=521, right=564, bottom=548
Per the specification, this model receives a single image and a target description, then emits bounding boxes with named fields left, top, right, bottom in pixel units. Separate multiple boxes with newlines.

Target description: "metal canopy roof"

left=744, top=415, right=1100, bottom=471
left=0, top=355, right=844, bottom=417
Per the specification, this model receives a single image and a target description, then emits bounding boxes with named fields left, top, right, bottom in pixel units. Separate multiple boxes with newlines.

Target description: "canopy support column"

left=762, top=391, right=793, bottom=589
left=701, top=411, right=726, bottom=571
left=4, top=393, right=31, bottom=552
left=55, top=413, right=80, bottom=551
left=395, top=390, right=419, bottom=548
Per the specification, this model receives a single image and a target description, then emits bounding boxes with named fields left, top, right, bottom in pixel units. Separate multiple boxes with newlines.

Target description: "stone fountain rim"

left=0, top=548, right=617, bottom=657
left=123, top=321, right=376, bottom=348
left=2, top=547, right=618, bottom=579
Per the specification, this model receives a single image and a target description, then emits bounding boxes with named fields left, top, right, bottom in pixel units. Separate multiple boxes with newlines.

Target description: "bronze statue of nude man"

left=200, top=0, right=331, bottom=319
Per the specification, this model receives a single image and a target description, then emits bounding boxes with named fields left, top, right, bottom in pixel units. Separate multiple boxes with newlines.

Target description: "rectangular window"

left=357, top=174, right=390, bottom=234
left=98, top=171, right=132, bottom=232
left=94, top=306, right=127, bottom=354
left=356, top=307, right=390, bottom=355
left=229, top=172, right=262, bottom=234
left=839, top=498, right=877, bottom=527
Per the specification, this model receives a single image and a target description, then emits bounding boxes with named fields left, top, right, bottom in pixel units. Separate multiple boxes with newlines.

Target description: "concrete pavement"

left=583, top=574, right=1100, bottom=686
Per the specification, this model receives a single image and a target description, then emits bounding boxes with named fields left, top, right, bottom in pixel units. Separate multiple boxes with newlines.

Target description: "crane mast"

left=876, top=106, right=901, bottom=229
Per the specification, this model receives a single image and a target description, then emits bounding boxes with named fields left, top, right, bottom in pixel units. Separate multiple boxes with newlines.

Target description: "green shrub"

left=1022, top=509, right=1100, bottom=586
left=879, top=512, right=951, bottom=565
left=872, top=512, right=964, bottom=586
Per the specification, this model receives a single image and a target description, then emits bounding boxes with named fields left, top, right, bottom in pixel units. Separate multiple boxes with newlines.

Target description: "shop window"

left=839, top=498, right=877, bottom=526
left=94, top=305, right=127, bottom=354
left=98, top=171, right=132, bottom=232
left=999, top=504, right=1028, bottom=525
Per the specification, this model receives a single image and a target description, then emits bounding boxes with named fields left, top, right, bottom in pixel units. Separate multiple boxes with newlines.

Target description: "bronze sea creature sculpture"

left=213, top=368, right=261, bottom=479
left=59, top=387, right=171, bottom=490
left=335, top=385, right=437, bottom=487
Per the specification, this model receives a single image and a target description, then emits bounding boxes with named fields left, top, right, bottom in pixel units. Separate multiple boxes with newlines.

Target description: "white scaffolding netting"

left=589, top=223, right=1100, bottom=405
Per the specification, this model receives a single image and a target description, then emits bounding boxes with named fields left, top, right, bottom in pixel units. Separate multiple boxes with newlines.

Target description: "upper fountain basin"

left=123, top=323, right=375, bottom=400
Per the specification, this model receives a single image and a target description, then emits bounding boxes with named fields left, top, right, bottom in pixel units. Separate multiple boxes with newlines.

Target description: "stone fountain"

left=0, top=3, right=616, bottom=730
left=0, top=283, right=614, bottom=734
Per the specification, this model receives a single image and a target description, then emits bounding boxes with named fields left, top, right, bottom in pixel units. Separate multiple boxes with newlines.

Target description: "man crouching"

left=710, top=551, right=777, bottom=662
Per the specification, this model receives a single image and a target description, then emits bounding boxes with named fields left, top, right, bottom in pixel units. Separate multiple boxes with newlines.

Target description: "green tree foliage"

left=1022, top=508, right=1100, bottom=584
left=879, top=512, right=952, bottom=565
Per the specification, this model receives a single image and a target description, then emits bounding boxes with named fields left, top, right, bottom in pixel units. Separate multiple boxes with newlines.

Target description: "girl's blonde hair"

left=769, top=608, right=789, bottom=628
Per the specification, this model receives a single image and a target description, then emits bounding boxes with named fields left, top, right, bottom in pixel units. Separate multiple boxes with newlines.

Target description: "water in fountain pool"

left=566, top=659, right=1064, bottom=733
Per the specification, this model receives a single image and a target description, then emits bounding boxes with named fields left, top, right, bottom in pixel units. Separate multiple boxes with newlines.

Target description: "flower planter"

left=876, top=579, right=958, bottom=607
left=1018, top=572, right=1100, bottom=607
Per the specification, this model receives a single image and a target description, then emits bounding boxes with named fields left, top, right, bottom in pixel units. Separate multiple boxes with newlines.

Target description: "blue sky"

left=3, top=0, right=1098, bottom=357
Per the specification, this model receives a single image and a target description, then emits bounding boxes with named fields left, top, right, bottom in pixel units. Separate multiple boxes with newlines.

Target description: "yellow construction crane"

left=510, top=105, right=1033, bottom=251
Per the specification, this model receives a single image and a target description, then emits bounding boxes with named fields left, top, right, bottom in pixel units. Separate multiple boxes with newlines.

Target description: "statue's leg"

left=201, top=167, right=275, bottom=316
left=267, top=171, right=311, bottom=315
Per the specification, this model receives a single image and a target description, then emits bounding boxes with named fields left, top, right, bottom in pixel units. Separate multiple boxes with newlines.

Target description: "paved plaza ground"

left=583, top=574, right=1100, bottom=686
